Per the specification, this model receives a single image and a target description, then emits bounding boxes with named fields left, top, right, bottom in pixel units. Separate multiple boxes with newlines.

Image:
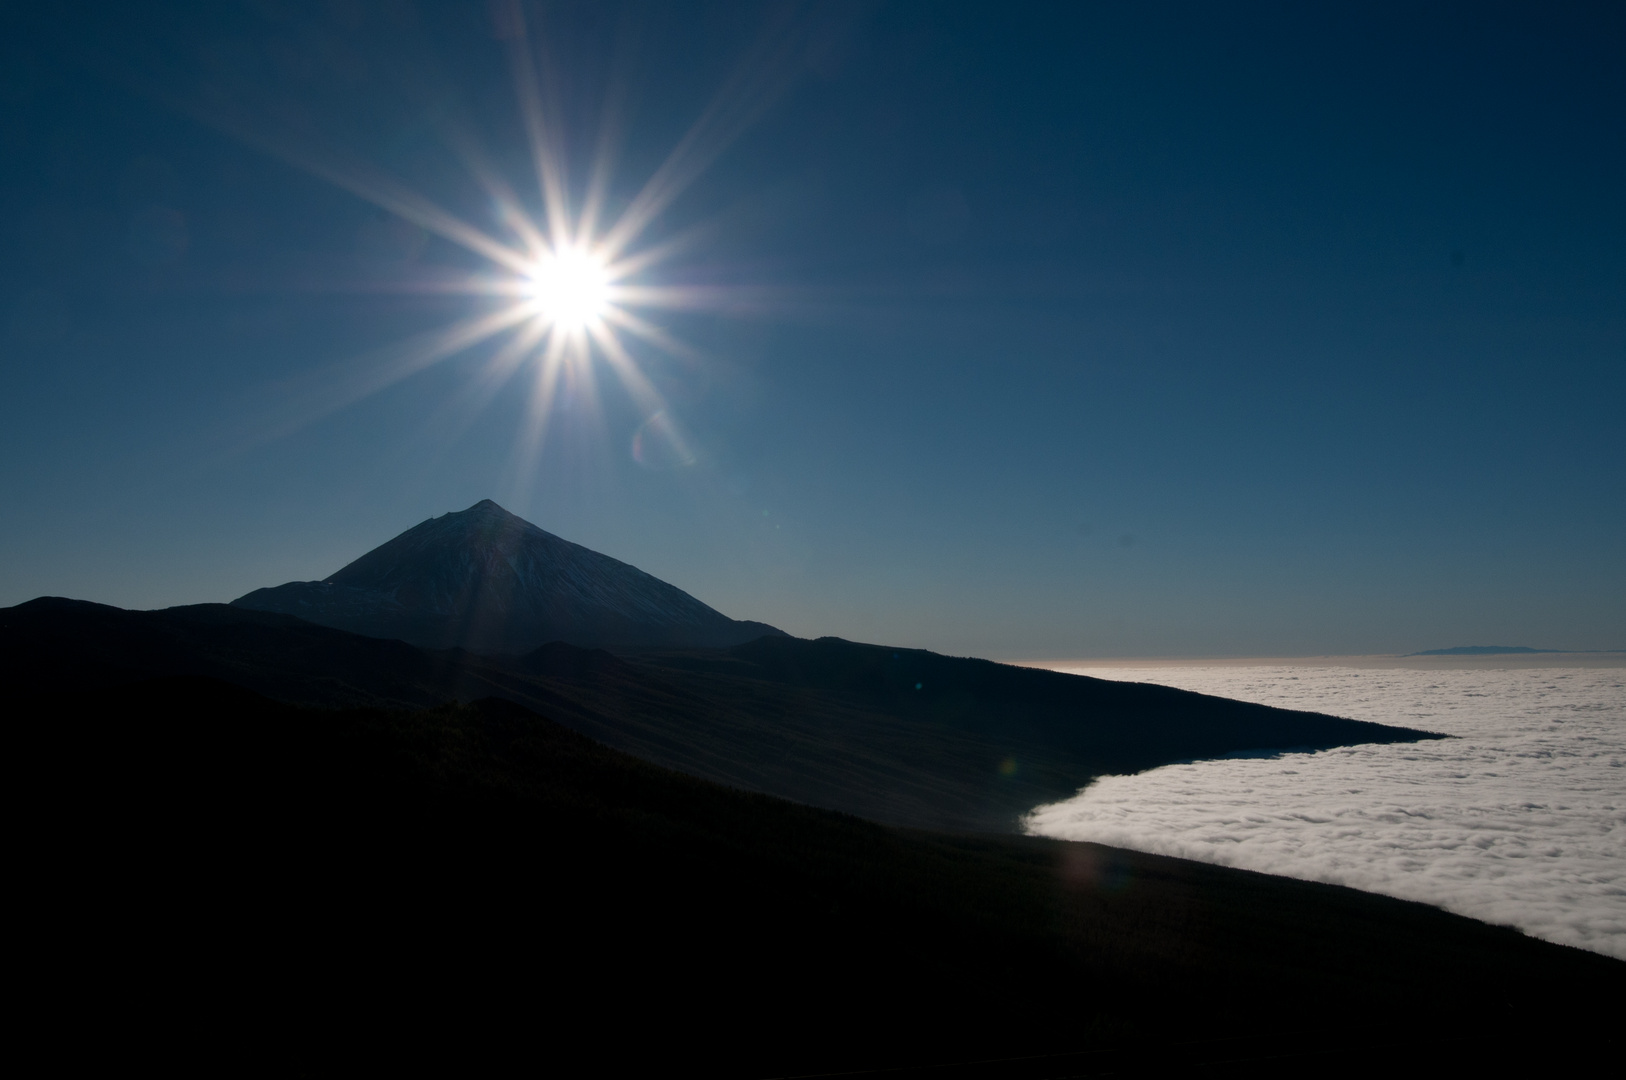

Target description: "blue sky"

left=1, top=1, right=1621, bottom=657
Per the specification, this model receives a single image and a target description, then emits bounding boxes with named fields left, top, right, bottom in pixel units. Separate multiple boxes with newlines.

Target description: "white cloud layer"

left=1024, top=665, right=1626, bottom=960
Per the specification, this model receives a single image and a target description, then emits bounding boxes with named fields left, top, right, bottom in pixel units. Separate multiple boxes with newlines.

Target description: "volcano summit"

left=232, top=500, right=782, bottom=652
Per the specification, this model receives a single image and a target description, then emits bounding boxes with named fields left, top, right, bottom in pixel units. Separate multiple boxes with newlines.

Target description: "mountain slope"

left=3, top=598, right=1444, bottom=831
left=2, top=597, right=457, bottom=707
left=501, top=635, right=1446, bottom=830
left=231, top=499, right=782, bottom=651
left=21, top=677, right=1621, bottom=1075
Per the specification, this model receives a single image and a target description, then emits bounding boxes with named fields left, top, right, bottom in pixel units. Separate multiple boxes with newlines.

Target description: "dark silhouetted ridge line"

left=3, top=597, right=1449, bottom=831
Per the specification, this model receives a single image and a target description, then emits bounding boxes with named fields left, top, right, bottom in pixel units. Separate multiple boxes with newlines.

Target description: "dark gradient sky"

left=2, top=2, right=1622, bottom=657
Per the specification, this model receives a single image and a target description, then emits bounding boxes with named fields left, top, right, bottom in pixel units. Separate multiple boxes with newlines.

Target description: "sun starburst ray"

left=504, top=332, right=571, bottom=498
left=588, top=323, right=667, bottom=416
left=597, top=8, right=808, bottom=261
left=606, top=284, right=781, bottom=311
left=599, top=307, right=699, bottom=360
left=499, top=0, right=574, bottom=250
left=438, top=124, right=552, bottom=259
left=184, top=95, right=535, bottom=276
left=599, top=227, right=705, bottom=282
left=420, top=316, right=555, bottom=448
left=198, top=5, right=828, bottom=477
left=251, top=302, right=537, bottom=447
left=575, top=17, right=639, bottom=248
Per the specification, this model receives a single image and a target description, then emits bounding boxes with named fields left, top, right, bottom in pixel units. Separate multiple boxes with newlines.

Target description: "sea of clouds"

left=1024, top=663, right=1626, bottom=960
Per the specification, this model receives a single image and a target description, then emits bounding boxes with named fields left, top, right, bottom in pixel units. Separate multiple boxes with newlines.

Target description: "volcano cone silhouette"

left=232, top=500, right=782, bottom=652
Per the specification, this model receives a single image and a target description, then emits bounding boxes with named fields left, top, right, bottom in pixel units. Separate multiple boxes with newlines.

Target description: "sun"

left=525, top=246, right=611, bottom=332
left=223, top=0, right=820, bottom=482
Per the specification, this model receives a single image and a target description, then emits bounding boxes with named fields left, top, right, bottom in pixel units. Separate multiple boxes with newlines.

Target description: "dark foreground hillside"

left=3, top=598, right=1442, bottom=831
left=559, top=635, right=1441, bottom=830
left=19, top=678, right=1621, bottom=1077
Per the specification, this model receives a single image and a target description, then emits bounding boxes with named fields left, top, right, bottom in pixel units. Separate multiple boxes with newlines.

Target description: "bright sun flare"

left=525, top=246, right=611, bottom=331
left=230, top=0, right=816, bottom=485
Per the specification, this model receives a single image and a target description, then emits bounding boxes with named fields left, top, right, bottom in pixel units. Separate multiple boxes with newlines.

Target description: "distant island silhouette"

left=1408, top=645, right=1568, bottom=656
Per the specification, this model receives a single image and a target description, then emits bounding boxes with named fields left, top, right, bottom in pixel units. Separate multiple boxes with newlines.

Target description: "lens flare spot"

left=1058, top=845, right=1133, bottom=893
left=631, top=410, right=696, bottom=469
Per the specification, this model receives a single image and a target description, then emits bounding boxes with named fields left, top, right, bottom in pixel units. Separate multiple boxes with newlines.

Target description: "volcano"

left=231, top=500, right=783, bottom=652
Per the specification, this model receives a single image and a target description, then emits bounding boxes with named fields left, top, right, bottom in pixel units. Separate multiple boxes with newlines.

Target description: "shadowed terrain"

left=3, top=597, right=1443, bottom=830
left=19, top=676, right=1621, bottom=1076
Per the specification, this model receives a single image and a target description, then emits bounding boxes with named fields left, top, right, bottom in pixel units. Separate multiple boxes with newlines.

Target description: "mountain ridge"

left=4, top=596, right=1445, bottom=831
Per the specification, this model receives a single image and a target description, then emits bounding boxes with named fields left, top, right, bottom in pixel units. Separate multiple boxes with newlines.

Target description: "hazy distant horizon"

left=8, top=579, right=1621, bottom=667
left=1016, top=652, right=1626, bottom=669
